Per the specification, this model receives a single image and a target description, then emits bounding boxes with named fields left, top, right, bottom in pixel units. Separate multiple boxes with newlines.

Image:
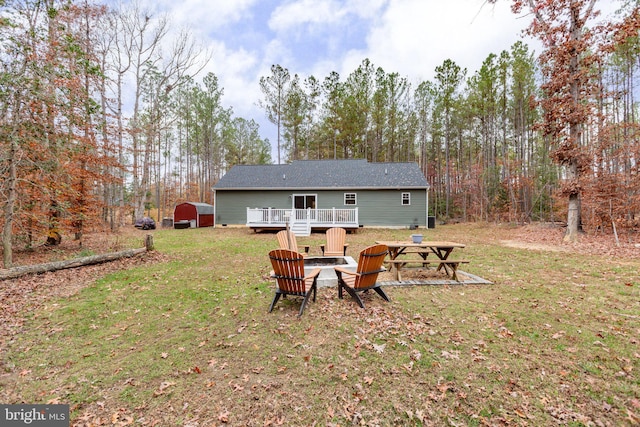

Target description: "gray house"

left=212, top=159, right=430, bottom=235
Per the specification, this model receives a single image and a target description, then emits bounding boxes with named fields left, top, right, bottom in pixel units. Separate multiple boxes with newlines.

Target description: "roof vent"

left=384, top=168, right=388, bottom=175
left=283, top=174, right=286, bottom=180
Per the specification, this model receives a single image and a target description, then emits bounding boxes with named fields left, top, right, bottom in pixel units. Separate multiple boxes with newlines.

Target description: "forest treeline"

left=261, top=1, right=640, bottom=243
left=1, top=0, right=639, bottom=267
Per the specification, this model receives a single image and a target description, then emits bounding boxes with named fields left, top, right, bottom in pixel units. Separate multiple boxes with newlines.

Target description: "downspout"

left=213, top=190, right=217, bottom=228
left=426, top=188, right=429, bottom=228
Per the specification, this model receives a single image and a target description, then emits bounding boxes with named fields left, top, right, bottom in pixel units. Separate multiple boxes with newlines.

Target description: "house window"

left=293, top=194, right=316, bottom=209
left=401, top=192, right=411, bottom=205
left=344, top=193, right=357, bottom=205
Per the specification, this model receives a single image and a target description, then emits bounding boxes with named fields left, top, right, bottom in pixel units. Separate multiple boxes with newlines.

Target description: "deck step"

left=290, top=222, right=311, bottom=236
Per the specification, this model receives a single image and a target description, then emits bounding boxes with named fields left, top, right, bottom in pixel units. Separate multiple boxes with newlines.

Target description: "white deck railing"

left=246, top=207, right=358, bottom=227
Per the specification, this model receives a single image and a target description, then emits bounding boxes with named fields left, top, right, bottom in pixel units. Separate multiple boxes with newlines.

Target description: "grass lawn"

left=1, top=223, right=639, bottom=426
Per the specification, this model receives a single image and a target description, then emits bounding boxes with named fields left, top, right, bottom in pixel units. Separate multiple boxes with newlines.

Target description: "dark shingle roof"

left=213, top=160, right=429, bottom=190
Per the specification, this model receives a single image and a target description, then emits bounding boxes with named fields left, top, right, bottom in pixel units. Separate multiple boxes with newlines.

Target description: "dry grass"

left=1, top=223, right=639, bottom=426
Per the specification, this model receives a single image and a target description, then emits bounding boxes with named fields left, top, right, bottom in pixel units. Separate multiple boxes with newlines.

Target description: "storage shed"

left=173, top=202, right=214, bottom=228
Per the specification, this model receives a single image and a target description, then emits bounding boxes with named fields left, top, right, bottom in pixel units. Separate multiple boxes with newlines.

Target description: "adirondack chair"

left=320, top=227, right=349, bottom=256
left=334, top=244, right=389, bottom=308
left=276, top=230, right=309, bottom=256
left=268, top=249, right=321, bottom=317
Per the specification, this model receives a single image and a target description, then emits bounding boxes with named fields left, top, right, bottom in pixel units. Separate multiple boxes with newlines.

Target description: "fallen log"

left=0, top=235, right=154, bottom=281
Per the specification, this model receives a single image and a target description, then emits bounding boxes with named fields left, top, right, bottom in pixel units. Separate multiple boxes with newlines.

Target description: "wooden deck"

left=247, top=207, right=359, bottom=234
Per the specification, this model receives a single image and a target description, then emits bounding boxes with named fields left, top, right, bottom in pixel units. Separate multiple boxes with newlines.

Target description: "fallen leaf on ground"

left=372, top=343, right=385, bottom=353
left=153, top=381, right=175, bottom=396
left=218, top=410, right=230, bottom=423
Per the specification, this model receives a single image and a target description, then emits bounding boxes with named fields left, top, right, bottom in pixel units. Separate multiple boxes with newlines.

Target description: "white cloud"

left=343, top=0, right=389, bottom=20
left=144, top=0, right=257, bottom=30
left=260, top=39, right=295, bottom=73
left=269, top=0, right=343, bottom=32
left=361, top=0, right=530, bottom=83
left=198, top=41, right=261, bottom=118
left=269, top=0, right=388, bottom=34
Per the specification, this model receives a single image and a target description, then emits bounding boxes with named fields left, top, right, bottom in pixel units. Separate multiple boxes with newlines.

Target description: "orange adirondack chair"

left=268, top=249, right=321, bottom=317
left=320, top=227, right=348, bottom=256
left=276, top=230, right=309, bottom=256
left=334, top=244, right=389, bottom=308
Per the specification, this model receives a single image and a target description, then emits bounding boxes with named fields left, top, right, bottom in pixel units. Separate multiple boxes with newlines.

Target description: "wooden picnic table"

left=375, top=240, right=467, bottom=281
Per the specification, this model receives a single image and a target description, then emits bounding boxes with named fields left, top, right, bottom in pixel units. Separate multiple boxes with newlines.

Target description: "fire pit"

left=304, top=256, right=357, bottom=288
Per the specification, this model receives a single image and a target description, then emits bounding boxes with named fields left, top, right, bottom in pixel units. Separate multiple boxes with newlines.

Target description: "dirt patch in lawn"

left=496, top=222, right=639, bottom=257
left=500, top=240, right=570, bottom=252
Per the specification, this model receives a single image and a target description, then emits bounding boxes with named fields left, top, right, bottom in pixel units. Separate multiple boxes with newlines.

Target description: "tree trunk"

left=2, top=137, right=18, bottom=269
left=564, top=161, right=580, bottom=242
left=565, top=193, right=580, bottom=242
left=0, top=245, right=151, bottom=281
left=564, top=5, right=584, bottom=242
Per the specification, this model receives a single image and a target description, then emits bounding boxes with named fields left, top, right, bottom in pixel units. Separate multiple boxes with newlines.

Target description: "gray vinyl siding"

left=356, top=190, right=427, bottom=226
left=215, top=191, right=292, bottom=225
left=215, top=189, right=427, bottom=226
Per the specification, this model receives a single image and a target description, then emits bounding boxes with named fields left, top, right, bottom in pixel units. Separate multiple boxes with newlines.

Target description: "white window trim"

left=344, top=193, right=357, bottom=205
left=401, top=192, right=411, bottom=205
left=292, top=194, right=317, bottom=210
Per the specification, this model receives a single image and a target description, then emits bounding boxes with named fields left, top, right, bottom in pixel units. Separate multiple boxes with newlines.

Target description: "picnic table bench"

left=375, top=240, right=468, bottom=282
left=384, top=258, right=469, bottom=281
